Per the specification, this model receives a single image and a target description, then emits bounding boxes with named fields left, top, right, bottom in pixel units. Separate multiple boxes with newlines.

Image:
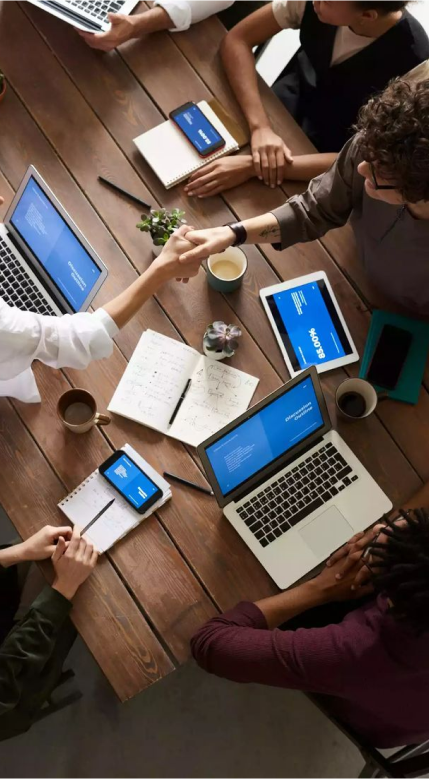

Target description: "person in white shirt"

left=77, top=0, right=235, bottom=51
left=0, top=199, right=202, bottom=403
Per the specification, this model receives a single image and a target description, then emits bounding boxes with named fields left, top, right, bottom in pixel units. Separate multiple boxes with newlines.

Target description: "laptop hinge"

left=232, top=434, right=325, bottom=505
left=5, top=229, right=68, bottom=315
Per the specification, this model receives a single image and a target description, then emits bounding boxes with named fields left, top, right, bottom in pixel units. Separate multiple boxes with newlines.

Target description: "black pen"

left=82, top=498, right=115, bottom=535
left=163, top=471, right=214, bottom=496
left=168, top=378, right=191, bottom=426
left=98, top=176, right=152, bottom=209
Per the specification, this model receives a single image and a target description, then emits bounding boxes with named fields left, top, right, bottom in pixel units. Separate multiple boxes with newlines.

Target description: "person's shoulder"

left=399, top=10, right=429, bottom=55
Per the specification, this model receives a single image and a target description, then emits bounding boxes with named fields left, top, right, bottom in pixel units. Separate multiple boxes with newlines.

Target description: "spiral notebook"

left=58, top=444, right=171, bottom=554
left=133, top=100, right=241, bottom=189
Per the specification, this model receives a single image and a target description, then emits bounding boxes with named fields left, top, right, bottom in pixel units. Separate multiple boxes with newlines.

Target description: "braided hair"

left=368, top=508, right=429, bottom=634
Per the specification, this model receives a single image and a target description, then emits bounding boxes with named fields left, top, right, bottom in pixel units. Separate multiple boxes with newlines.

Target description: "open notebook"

left=58, top=444, right=171, bottom=554
left=133, top=100, right=240, bottom=189
left=108, top=330, right=259, bottom=447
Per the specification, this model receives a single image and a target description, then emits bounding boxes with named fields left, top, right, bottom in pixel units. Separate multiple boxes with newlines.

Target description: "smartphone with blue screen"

left=169, top=102, right=226, bottom=157
left=99, top=450, right=163, bottom=514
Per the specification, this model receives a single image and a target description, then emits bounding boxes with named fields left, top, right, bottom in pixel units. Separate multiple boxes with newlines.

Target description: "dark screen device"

left=366, top=324, right=412, bottom=390
left=99, top=450, right=163, bottom=514
left=169, top=102, right=226, bottom=157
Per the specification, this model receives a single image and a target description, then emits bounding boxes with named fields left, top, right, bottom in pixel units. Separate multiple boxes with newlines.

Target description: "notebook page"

left=133, top=100, right=239, bottom=188
left=170, top=356, right=259, bottom=447
left=108, top=330, right=200, bottom=433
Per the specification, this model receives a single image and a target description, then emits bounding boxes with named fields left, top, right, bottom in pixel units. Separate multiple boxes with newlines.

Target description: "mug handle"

left=95, top=412, right=111, bottom=427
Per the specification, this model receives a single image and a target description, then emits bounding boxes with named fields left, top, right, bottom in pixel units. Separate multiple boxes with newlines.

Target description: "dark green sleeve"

left=0, top=585, right=72, bottom=722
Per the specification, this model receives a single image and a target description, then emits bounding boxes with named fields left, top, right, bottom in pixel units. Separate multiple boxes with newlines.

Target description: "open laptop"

left=28, top=0, right=139, bottom=32
left=0, top=166, right=107, bottom=317
left=198, top=366, right=392, bottom=589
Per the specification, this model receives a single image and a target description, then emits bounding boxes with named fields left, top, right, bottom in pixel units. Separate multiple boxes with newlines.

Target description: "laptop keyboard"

left=0, top=237, right=57, bottom=316
left=63, top=0, right=127, bottom=23
left=237, top=442, right=358, bottom=548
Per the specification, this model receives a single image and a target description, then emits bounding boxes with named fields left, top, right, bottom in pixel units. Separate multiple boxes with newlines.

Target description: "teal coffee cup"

left=207, top=247, right=247, bottom=292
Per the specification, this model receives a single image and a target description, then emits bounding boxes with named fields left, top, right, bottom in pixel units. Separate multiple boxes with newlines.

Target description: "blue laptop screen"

left=10, top=177, right=102, bottom=311
left=205, top=377, right=324, bottom=497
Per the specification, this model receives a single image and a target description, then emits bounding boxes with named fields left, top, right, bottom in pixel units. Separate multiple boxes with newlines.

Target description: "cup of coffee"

left=57, top=388, right=111, bottom=434
left=335, top=378, right=379, bottom=421
left=207, top=246, right=247, bottom=293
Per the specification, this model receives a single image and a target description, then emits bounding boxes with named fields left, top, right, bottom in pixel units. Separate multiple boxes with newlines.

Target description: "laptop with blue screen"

left=198, top=366, right=392, bottom=589
left=1, top=165, right=107, bottom=317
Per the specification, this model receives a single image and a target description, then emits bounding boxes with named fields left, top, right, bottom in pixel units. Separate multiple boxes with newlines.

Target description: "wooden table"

left=0, top=1, right=427, bottom=702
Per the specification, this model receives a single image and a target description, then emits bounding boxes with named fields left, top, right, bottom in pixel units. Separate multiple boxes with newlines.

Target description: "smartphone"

left=366, top=324, right=412, bottom=390
left=99, top=450, right=163, bottom=514
left=169, top=102, right=226, bottom=157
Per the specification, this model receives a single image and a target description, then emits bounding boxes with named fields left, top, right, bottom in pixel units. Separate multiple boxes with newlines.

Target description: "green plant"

left=136, top=208, right=186, bottom=247
left=203, top=322, right=242, bottom=357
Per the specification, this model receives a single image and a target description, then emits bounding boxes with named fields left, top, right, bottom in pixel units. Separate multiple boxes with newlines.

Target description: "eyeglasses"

left=369, top=162, right=397, bottom=191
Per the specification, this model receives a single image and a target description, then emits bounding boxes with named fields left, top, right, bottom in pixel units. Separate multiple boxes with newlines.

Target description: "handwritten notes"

left=108, top=330, right=259, bottom=447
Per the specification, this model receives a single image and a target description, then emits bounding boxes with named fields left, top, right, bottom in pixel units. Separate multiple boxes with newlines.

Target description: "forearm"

left=255, top=581, right=325, bottom=629
left=240, top=212, right=281, bottom=243
left=103, top=263, right=167, bottom=330
left=0, top=546, right=24, bottom=569
left=129, top=7, right=172, bottom=36
left=286, top=153, right=338, bottom=181
left=221, top=36, right=271, bottom=132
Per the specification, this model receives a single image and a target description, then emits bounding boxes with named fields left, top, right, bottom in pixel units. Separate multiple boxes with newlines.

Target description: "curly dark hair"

left=356, top=77, right=429, bottom=203
left=368, top=508, right=429, bottom=634
left=354, top=1, right=409, bottom=11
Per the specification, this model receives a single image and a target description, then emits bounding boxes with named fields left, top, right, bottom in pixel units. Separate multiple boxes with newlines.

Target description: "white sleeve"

left=272, top=0, right=306, bottom=30
left=0, top=302, right=118, bottom=381
left=154, top=0, right=235, bottom=32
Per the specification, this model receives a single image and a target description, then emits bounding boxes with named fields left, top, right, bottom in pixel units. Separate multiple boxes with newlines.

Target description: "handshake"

left=153, top=224, right=236, bottom=283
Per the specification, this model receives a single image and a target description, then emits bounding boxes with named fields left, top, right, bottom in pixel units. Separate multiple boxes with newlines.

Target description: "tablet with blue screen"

left=260, top=272, right=359, bottom=376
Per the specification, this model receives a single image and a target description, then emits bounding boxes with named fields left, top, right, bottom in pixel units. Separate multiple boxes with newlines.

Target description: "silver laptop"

left=198, top=366, right=392, bottom=589
left=28, top=0, right=139, bottom=32
left=0, top=165, right=107, bottom=317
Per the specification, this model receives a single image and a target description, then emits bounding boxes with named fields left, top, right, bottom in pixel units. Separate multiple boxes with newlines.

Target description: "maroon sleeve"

left=191, top=600, right=375, bottom=694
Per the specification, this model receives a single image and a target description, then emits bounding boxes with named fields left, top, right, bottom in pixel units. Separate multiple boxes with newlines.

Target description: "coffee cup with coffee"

left=207, top=246, right=247, bottom=293
left=57, top=388, right=111, bottom=434
left=335, top=377, right=382, bottom=421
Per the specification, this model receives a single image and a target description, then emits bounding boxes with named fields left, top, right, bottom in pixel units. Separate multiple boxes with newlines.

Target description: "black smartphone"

left=99, top=450, right=163, bottom=514
left=169, top=101, right=226, bottom=157
left=366, top=324, right=412, bottom=390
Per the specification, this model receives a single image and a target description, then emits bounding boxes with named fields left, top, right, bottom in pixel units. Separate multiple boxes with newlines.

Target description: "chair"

left=32, top=669, right=82, bottom=723
left=307, top=694, right=429, bottom=778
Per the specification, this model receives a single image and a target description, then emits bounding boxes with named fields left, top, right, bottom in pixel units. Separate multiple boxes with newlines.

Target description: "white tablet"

left=260, top=272, right=359, bottom=376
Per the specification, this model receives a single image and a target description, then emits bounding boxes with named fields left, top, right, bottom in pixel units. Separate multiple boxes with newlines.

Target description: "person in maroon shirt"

left=191, top=485, right=429, bottom=748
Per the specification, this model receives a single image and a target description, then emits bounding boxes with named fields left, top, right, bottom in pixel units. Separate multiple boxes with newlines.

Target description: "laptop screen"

left=205, top=375, right=324, bottom=498
left=10, top=176, right=102, bottom=311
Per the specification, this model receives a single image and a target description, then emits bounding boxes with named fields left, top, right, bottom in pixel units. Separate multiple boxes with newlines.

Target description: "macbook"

left=198, top=366, right=392, bottom=589
left=28, top=0, right=139, bottom=32
left=1, top=165, right=107, bottom=317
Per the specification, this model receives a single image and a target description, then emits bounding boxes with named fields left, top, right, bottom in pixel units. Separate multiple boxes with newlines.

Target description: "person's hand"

left=51, top=525, right=98, bottom=601
left=77, top=13, right=137, bottom=51
left=184, top=156, right=255, bottom=199
left=177, top=225, right=235, bottom=265
left=326, top=523, right=387, bottom=589
left=310, top=553, right=374, bottom=604
left=251, top=127, right=293, bottom=188
left=19, top=526, right=73, bottom=562
left=152, top=224, right=206, bottom=284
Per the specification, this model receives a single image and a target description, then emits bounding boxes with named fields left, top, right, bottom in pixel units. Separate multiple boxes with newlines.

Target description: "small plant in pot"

left=203, top=321, right=242, bottom=361
left=0, top=70, right=6, bottom=104
left=136, top=208, right=186, bottom=256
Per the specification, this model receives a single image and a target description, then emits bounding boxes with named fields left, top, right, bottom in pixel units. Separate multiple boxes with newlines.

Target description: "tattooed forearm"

left=259, top=225, right=280, bottom=239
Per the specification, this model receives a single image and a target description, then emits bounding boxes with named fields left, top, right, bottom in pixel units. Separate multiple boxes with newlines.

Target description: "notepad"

left=108, top=330, right=259, bottom=447
left=133, top=101, right=240, bottom=189
left=58, top=444, right=171, bottom=554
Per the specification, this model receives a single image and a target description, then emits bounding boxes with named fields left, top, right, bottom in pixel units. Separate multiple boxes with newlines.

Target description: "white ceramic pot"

left=152, top=242, right=163, bottom=257
left=202, top=342, right=231, bottom=361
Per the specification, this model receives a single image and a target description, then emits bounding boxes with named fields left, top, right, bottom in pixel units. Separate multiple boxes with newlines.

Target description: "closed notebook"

left=133, top=100, right=240, bottom=189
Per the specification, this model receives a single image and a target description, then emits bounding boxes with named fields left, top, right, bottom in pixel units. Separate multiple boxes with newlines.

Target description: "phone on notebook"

left=366, top=324, right=412, bottom=390
left=99, top=450, right=163, bottom=514
left=169, top=101, right=226, bottom=157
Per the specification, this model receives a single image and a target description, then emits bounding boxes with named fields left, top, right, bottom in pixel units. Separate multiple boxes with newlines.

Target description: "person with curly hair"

left=179, top=65, right=429, bottom=315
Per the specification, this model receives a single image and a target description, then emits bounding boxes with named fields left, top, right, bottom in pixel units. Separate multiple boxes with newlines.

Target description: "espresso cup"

left=57, top=388, right=111, bottom=434
left=335, top=378, right=379, bottom=421
left=207, top=246, right=247, bottom=293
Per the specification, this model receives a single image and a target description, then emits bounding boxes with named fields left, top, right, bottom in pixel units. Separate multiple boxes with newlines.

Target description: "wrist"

left=0, top=544, right=24, bottom=567
left=52, top=579, right=77, bottom=602
left=149, top=254, right=173, bottom=284
left=250, top=120, right=271, bottom=133
left=304, top=577, right=333, bottom=606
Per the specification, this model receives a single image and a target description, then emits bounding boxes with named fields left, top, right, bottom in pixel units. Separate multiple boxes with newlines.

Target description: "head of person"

left=367, top=509, right=429, bottom=634
left=313, top=0, right=408, bottom=28
left=354, top=74, right=429, bottom=207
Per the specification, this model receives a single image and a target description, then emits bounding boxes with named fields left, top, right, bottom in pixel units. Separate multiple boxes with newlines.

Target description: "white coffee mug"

left=335, top=377, right=380, bottom=420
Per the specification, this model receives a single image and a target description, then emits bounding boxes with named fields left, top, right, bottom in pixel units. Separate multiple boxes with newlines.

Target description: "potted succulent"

left=0, top=71, right=6, bottom=104
left=136, top=207, right=186, bottom=256
left=203, top=321, right=242, bottom=361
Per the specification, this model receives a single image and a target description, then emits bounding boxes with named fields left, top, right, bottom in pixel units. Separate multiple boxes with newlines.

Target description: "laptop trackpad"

left=299, top=507, right=353, bottom=559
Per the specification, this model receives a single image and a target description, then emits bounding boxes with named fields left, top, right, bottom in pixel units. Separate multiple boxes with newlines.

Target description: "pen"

left=82, top=498, right=115, bottom=535
left=168, top=378, right=192, bottom=426
left=163, top=471, right=214, bottom=496
left=98, top=176, right=152, bottom=209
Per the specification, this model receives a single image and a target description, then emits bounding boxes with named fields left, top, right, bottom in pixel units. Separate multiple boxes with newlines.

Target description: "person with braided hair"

left=191, top=482, right=429, bottom=747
